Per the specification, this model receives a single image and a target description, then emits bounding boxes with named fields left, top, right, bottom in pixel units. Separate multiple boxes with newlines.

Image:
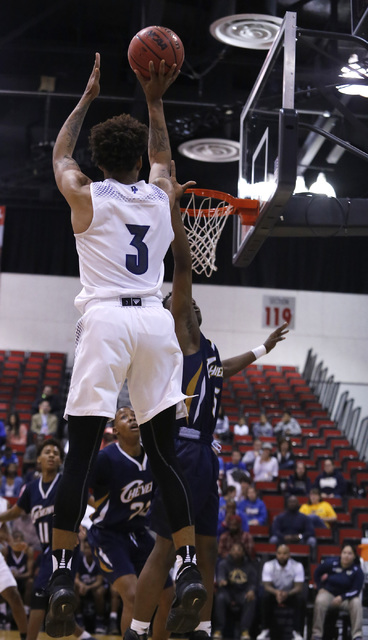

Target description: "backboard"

left=233, top=10, right=368, bottom=268
left=232, top=11, right=298, bottom=268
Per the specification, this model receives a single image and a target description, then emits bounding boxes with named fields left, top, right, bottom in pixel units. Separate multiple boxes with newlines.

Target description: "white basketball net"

left=181, top=191, right=233, bottom=277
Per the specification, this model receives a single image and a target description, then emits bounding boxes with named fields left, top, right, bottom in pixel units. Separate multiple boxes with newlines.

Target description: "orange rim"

left=181, top=188, right=259, bottom=224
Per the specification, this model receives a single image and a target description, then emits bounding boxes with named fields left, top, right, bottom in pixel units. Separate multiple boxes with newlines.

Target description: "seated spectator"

left=214, top=406, right=232, bottom=443
left=311, top=544, right=364, bottom=640
left=0, top=463, right=23, bottom=498
left=75, top=539, right=107, bottom=634
left=218, top=499, right=249, bottom=539
left=5, top=412, right=28, bottom=448
left=0, top=446, right=19, bottom=471
left=23, top=433, right=46, bottom=477
left=270, top=495, right=316, bottom=551
left=218, top=514, right=255, bottom=561
left=276, top=437, right=295, bottom=470
left=252, top=412, right=273, bottom=438
left=100, top=424, right=116, bottom=449
left=213, top=542, right=257, bottom=640
left=233, top=416, right=249, bottom=437
left=0, top=419, right=7, bottom=448
left=238, top=485, right=268, bottom=526
left=218, top=486, right=238, bottom=525
left=32, top=384, right=60, bottom=415
left=256, top=543, right=306, bottom=640
left=283, top=460, right=311, bottom=497
left=299, top=488, right=337, bottom=529
left=242, top=438, right=262, bottom=468
left=274, top=411, right=301, bottom=437
left=225, top=448, right=248, bottom=475
left=253, top=442, right=279, bottom=483
left=30, top=400, right=58, bottom=439
left=313, top=458, right=347, bottom=498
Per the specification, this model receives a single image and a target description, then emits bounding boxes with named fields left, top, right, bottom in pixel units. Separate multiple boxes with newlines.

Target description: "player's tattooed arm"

left=53, top=54, right=100, bottom=195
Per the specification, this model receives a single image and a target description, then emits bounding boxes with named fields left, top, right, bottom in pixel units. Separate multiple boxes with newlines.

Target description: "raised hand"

left=135, top=59, right=180, bottom=101
left=264, top=322, right=289, bottom=353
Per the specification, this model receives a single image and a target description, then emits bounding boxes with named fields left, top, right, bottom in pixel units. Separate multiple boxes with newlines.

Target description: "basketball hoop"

left=180, top=188, right=259, bottom=277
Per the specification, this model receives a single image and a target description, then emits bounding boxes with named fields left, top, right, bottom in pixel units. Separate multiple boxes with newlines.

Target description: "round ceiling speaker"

left=178, top=138, right=240, bottom=163
left=209, top=14, right=283, bottom=50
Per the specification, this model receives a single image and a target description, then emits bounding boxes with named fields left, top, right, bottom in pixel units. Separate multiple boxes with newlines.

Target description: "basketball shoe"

left=123, top=629, right=148, bottom=640
left=45, top=569, right=77, bottom=638
left=166, top=563, right=207, bottom=633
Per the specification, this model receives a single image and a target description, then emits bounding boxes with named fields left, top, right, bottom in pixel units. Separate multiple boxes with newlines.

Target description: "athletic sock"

left=195, top=621, right=211, bottom=635
left=131, top=619, right=150, bottom=635
left=176, top=545, right=197, bottom=575
left=51, top=548, right=73, bottom=572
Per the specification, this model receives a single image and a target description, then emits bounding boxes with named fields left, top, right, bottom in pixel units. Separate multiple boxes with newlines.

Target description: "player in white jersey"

left=46, top=53, right=206, bottom=638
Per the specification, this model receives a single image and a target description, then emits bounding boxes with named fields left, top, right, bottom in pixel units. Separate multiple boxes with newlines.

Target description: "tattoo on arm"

left=149, top=125, right=169, bottom=154
left=64, top=105, right=90, bottom=153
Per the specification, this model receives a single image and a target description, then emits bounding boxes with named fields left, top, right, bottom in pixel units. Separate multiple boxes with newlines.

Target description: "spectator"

left=270, top=495, right=316, bottom=551
left=30, top=400, right=58, bottom=438
left=312, top=544, right=364, bottom=640
left=242, top=438, right=262, bottom=468
left=252, top=413, right=273, bottom=438
left=299, top=488, right=337, bottom=529
left=313, top=458, right=347, bottom=498
left=233, top=417, right=249, bottom=437
left=32, top=384, right=61, bottom=415
left=256, top=543, right=306, bottom=640
left=0, top=419, right=7, bottom=448
left=225, top=448, right=248, bottom=475
left=237, top=477, right=253, bottom=504
left=276, top=438, right=295, bottom=470
left=0, top=463, right=23, bottom=498
left=253, top=442, right=279, bottom=483
left=283, top=460, right=312, bottom=497
left=238, top=485, right=268, bottom=526
left=212, top=542, right=257, bottom=640
left=274, top=411, right=301, bottom=437
left=99, top=424, right=116, bottom=449
left=5, top=412, right=28, bottom=448
left=218, top=514, right=255, bottom=561
left=74, top=539, right=107, bottom=634
left=224, top=449, right=251, bottom=497
left=214, top=406, right=232, bottom=443
left=218, top=499, right=249, bottom=538
left=0, top=446, right=19, bottom=471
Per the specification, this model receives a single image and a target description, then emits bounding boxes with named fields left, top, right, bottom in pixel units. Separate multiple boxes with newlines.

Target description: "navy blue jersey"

left=6, top=547, right=28, bottom=576
left=17, top=473, right=61, bottom=552
left=178, top=332, right=223, bottom=441
left=76, top=553, right=100, bottom=585
left=89, top=442, right=153, bottom=533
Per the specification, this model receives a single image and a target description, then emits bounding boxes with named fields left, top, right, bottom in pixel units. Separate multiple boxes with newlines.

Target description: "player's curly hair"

left=89, top=114, right=149, bottom=172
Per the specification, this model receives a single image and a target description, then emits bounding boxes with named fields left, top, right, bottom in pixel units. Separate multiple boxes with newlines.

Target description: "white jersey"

left=74, top=179, right=173, bottom=313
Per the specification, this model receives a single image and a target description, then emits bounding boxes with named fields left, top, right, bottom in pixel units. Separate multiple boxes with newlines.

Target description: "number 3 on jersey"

left=126, top=224, right=149, bottom=275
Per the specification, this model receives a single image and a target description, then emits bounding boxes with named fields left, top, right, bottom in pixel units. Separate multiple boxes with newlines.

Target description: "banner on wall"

left=0, top=205, right=5, bottom=271
left=262, top=294, right=295, bottom=330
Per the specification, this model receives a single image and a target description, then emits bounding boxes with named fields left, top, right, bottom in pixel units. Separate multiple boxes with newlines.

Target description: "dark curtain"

left=2, top=203, right=368, bottom=294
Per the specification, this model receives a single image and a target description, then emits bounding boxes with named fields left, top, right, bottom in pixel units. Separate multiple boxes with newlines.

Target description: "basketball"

left=127, top=26, right=185, bottom=79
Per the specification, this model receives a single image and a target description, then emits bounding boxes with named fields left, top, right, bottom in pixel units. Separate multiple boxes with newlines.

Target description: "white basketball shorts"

left=0, top=553, right=17, bottom=592
left=65, top=298, right=187, bottom=425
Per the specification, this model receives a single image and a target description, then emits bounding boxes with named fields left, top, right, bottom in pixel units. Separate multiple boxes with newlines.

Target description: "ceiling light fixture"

left=309, top=172, right=336, bottom=198
left=337, top=53, right=368, bottom=98
left=178, top=139, right=240, bottom=162
left=209, top=14, right=282, bottom=50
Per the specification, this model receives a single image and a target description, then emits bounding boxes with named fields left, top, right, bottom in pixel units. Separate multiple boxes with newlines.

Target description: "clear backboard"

left=232, top=12, right=298, bottom=268
left=233, top=10, right=368, bottom=268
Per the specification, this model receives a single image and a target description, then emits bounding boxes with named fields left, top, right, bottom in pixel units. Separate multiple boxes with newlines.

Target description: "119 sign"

left=262, top=295, right=295, bottom=329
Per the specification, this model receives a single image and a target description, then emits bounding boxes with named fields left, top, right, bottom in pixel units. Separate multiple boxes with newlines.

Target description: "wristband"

left=251, top=344, right=267, bottom=360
